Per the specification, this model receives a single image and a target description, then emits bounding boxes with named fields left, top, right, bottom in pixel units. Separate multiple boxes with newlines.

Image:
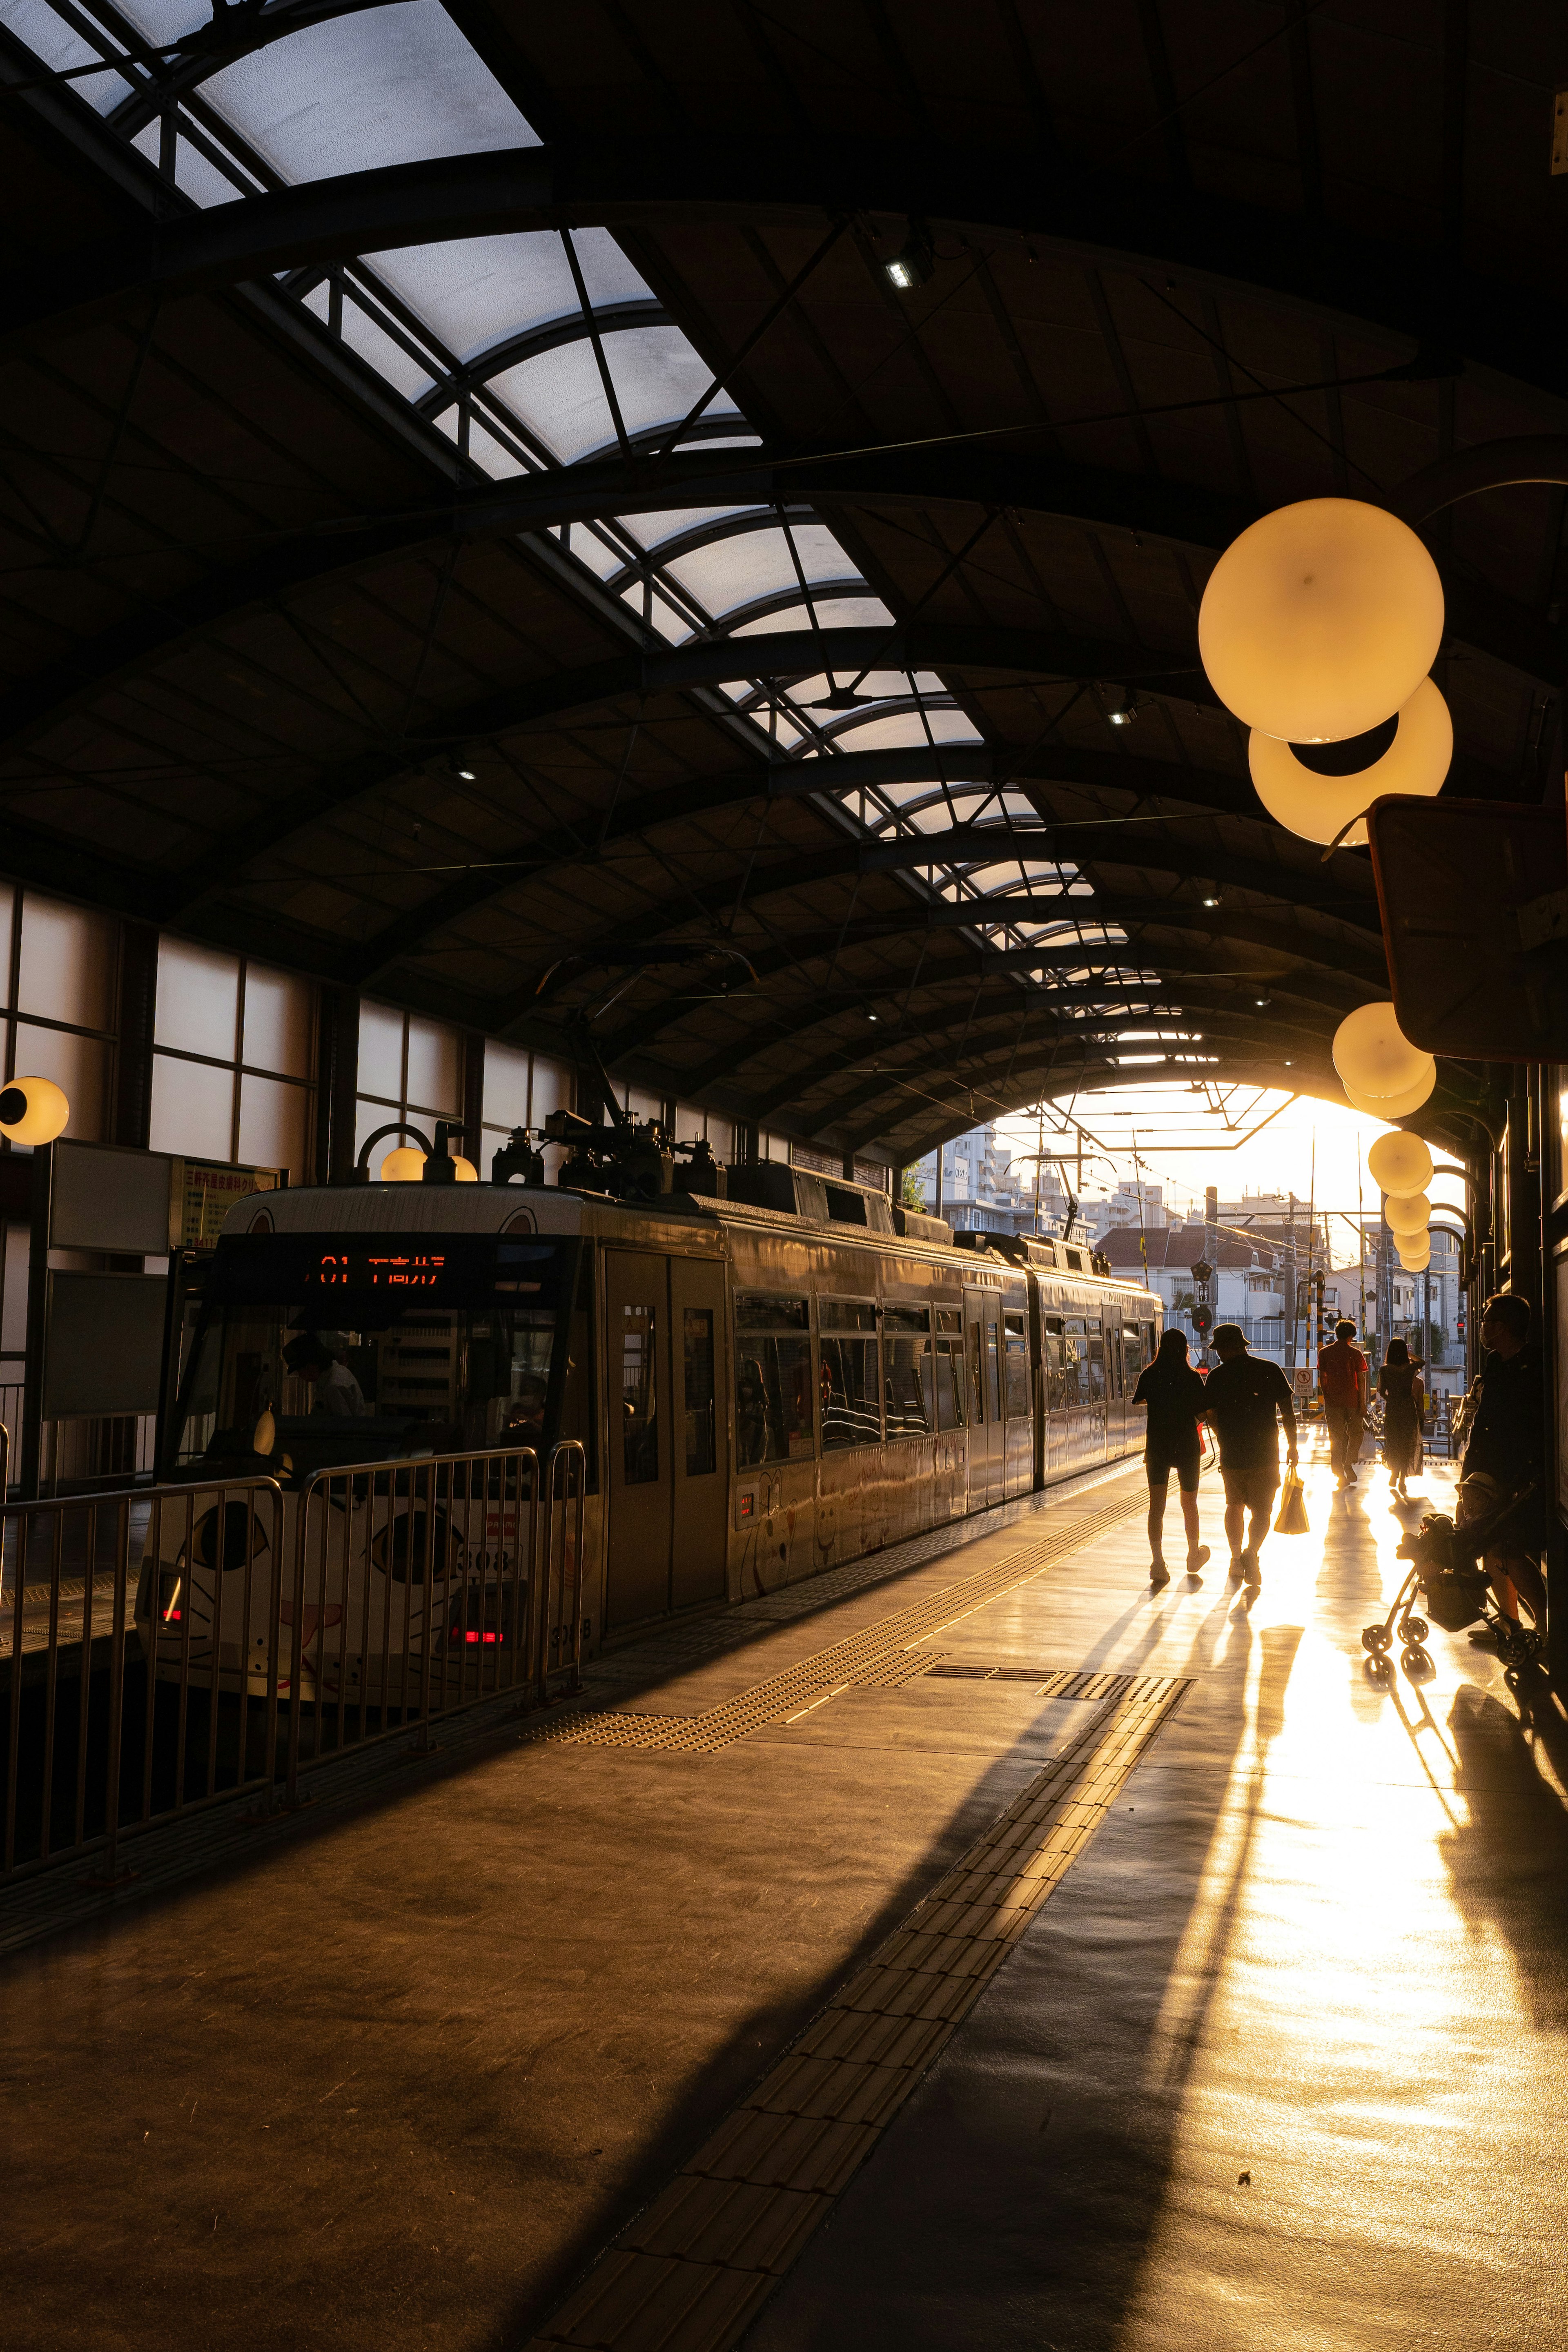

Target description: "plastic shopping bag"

left=1274, top=1468, right=1310, bottom=1536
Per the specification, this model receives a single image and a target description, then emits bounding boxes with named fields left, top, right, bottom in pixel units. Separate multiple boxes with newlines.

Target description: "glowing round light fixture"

left=1332, top=1002, right=1430, bottom=1100
left=1367, top=1131, right=1433, bottom=1198
left=1385, top=1190, right=1431, bottom=1236
left=380, top=1145, right=427, bottom=1182
left=0, top=1075, right=70, bottom=1146
left=1341, top=1065, right=1437, bottom=1118
left=1199, top=498, right=1444, bottom=742
left=1397, top=1242, right=1431, bottom=1272
left=1249, top=679, right=1452, bottom=846
left=451, top=1156, right=478, bottom=1182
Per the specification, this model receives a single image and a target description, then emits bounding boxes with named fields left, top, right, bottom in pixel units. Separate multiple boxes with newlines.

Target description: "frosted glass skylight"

left=194, top=1, right=535, bottom=181
left=365, top=231, right=651, bottom=363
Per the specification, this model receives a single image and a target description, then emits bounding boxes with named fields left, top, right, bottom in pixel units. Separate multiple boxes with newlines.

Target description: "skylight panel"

left=621, top=505, right=762, bottom=551
left=605, top=329, right=743, bottom=442
left=194, top=0, right=535, bottom=182
left=1, top=0, right=132, bottom=110
left=661, top=523, right=855, bottom=618
left=731, top=597, right=893, bottom=635
left=484, top=339, right=617, bottom=463
left=364, top=231, right=650, bottom=365
left=822, top=711, right=982, bottom=754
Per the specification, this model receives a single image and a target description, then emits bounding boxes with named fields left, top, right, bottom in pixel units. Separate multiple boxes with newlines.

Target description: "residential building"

left=908, top=1124, right=1069, bottom=1238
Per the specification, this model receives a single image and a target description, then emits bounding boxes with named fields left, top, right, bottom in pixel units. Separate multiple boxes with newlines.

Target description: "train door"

left=604, top=1250, right=673, bottom=1630
left=669, top=1258, right=727, bottom=1610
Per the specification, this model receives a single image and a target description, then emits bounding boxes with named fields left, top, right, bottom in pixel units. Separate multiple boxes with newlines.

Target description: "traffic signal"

left=1192, top=1303, right=1213, bottom=1334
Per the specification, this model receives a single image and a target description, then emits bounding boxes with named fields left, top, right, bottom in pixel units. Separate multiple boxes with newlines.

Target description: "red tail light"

left=462, top=1629, right=501, bottom=1644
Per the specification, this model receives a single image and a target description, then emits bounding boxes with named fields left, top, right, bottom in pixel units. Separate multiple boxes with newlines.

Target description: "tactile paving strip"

left=522, top=1673, right=1189, bottom=2351
left=530, top=1492, right=1145, bottom=1756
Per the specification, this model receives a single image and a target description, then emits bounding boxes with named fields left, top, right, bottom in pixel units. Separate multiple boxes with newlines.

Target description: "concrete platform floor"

left=2, top=1439, right=1564, bottom=2351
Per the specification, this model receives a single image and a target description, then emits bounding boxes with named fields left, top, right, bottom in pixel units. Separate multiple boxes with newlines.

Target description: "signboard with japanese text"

left=172, top=1158, right=280, bottom=1250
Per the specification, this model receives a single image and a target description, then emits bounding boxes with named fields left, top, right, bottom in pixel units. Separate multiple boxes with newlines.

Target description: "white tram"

left=134, top=1159, right=1160, bottom=1700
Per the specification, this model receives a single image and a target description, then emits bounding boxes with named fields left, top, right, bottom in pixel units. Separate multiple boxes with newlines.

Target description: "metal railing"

left=1, top=1439, right=589, bottom=1888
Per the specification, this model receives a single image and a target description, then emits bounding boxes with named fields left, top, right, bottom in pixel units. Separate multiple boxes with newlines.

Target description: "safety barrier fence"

left=0, top=1437, right=587, bottom=1887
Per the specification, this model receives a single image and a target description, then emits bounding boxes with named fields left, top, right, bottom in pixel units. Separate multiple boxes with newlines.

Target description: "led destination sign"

left=313, top=1251, right=453, bottom=1290
left=209, top=1231, right=566, bottom=1312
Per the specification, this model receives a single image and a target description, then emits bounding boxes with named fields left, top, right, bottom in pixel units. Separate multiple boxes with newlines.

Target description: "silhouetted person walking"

left=1200, top=1324, right=1298, bottom=1585
left=1133, top=1328, right=1212, bottom=1588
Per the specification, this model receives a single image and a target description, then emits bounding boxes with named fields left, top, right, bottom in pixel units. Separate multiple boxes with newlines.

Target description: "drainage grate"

left=532, top=1491, right=1145, bottom=1757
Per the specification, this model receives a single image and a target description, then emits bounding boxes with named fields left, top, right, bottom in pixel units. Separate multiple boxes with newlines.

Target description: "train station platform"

left=4, top=1441, right=1564, bottom=2352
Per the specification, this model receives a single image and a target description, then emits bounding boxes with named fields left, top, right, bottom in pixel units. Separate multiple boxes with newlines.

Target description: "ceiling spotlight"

left=1200, top=886, right=1222, bottom=907
left=1105, top=689, right=1139, bottom=728
left=883, top=222, right=935, bottom=291
left=446, top=757, right=477, bottom=782
left=1254, top=992, right=1272, bottom=1007
left=866, top=1010, right=879, bottom=1022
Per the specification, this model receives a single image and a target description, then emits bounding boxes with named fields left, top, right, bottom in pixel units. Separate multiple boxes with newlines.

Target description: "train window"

left=736, top=1293, right=809, bottom=1331
left=684, top=1309, right=716, bottom=1476
left=934, top=1310, right=967, bottom=1430
left=820, top=1316, right=882, bottom=1449
left=1003, top=1314, right=1029, bottom=1416
left=968, top=1318, right=985, bottom=1424
left=1087, top=1337, right=1106, bottom=1401
left=620, top=1304, right=659, bottom=1485
left=884, top=1306, right=932, bottom=1436
left=984, top=1314, right=1002, bottom=1421
left=819, top=1299, right=878, bottom=1332
left=1054, top=1333, right=1087, bottom=1410
left=735, top=1336, right=813, bottom=1464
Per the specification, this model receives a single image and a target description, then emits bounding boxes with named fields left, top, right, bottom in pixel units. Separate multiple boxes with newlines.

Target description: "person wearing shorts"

left=1198, top=1325, right=1298, bottom=1585
left=1132, top=1328, right=1212, bottom=1588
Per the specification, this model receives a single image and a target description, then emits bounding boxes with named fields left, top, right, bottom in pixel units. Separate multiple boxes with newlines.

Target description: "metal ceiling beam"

left=803, top=1013, right=1329, bottom=1149
left=0, top=447, right=1247, bottom=761
left=596, top=890, right=1364, bottom=1068
left=754, top=992, right=1322, bottom=1131
left=655, top=948, right=1361, bottom=1103
left=4, top=432, right=1551, bottom=798
left=354, top=737, right=1392, bottom=990
left=485, top=826, right=1379, bottom=1036
left=10, top=136, right=1567, bottom=407
left=887, top=1056, right=1333, bottom=1166
left=157, top=621, right=1211, bottom=916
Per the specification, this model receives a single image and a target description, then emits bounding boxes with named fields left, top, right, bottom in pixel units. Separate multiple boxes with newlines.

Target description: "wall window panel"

left=151, top=941, right=315, bottom=1178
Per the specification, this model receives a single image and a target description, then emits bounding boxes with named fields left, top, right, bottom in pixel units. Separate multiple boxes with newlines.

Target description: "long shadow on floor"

left=738, top=1590, right=1281, bottom=2352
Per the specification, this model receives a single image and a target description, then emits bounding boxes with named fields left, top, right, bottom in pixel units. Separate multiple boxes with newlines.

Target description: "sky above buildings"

left=994, top=1083, right=1469, bottom=1265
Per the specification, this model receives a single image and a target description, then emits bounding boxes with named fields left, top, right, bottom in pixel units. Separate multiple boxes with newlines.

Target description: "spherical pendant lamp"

left=0, top=1075, right=70, bottom=1145
left=1332, top=1002, right=1430, bottom=1100
left=1385, top=1190, right=1431, bottom=1235
left=1198, top=498, right=1444, bottom=743
left=1249, top=679, right=1452, bottom=846
left=1397, top=1242, right=1431, bottom=1272
left=380, top=1145, right=427, bottom=1181
left=1341, top=1065, right=1437, bottom=1118
left=1368, top=1131, right=1433, bottom=1198
left=451, top=1155, right=478, bottom=1182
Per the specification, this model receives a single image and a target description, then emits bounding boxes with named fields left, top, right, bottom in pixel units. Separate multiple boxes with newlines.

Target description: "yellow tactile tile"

left=689, top=2106, right=878, bottom=2196
left=622, top=2175, right=828, bottom=2274
left=525, top=1581, right=1189, bottom=2352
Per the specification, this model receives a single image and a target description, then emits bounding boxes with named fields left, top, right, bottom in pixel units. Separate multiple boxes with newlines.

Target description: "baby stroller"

left=1362, top=1478, right=1544, bottom=1677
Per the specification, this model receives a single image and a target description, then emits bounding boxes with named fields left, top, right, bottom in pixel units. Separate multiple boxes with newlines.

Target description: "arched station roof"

left=2, top=0, right=1564, bottom=1163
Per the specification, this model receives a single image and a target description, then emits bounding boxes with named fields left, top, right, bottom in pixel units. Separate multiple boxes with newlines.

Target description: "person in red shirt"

left=1318, top=1317, right=1368, bottom=1486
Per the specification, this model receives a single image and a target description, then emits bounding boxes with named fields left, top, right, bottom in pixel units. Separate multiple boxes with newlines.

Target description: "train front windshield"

left=172, top=1232, right=577, bottom=1479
